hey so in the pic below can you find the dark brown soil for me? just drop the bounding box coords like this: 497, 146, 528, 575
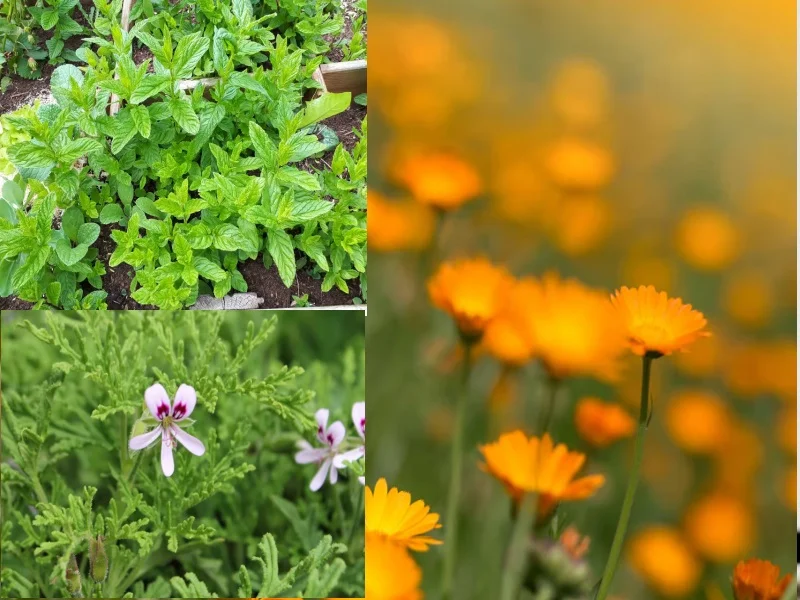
0, 296, 34, 309
240, 256, 360, 307
93, 224, 156, 310
300, 103, 366, 173
0, 63, 56, 114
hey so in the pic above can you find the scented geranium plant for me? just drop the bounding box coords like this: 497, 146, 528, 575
0, 311, 365, 598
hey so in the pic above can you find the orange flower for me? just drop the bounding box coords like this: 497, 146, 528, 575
524, 274, 627, 382
683, 491, 755, 563
366, 478, 442, 551
611, 285, 710, 357
392, 151, 481, 210
482, 278, 537, 366
428, 258, 514, 338
560, 526, 590, 559
479, 431, 605, 517
732, 559, 791, 600
545, 138, 615, 191
675, 206, 741, 271
368, 190, 435, 252
366, 533, 422, 600
574, 398, 636, 448
665, 389, 731, 454
628, 526, 701, 597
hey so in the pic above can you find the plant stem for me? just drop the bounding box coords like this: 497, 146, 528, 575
780, 579, 797, 600
126, 451, 143, 486
440, 340, 474, 600
537, 377, 559, 435
595, 355, 653, 600
499, 493, 537, 600
119, 414, 128, 475
29, 472, 48, 505
346, 484, 365, 557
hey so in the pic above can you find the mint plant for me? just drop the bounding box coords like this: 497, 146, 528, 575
1, 0, 367, 308
0, 311, 365, 598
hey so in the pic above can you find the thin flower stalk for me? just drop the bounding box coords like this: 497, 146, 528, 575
500, 492, 538, 600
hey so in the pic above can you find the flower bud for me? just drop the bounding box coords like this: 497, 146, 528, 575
65, 554, 82, 597
88, 536, 108, 583
524, 537, 593, 600
27, 57, 37, 71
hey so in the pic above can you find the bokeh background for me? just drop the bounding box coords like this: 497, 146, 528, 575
366, 1, 796, 598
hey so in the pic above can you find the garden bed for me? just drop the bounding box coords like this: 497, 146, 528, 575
0, 0, 368, 310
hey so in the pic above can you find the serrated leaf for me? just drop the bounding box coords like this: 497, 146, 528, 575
12, 246, 50, 289
297, 92, 351, 129
267, 229, 295, 288
192, 256, 227, 282
61, 206, 84, 242
55, 239, 88, 266
7, 143, 57, 171
40, 8, 59, 30
249, 121, 277, 170
130, 74, 170, 104
212, 223, 242, 252
169, 96, 200, 135
276, 167, 320, 192
172, 32, 210, 79
77, 223, 100, 246
57, 138, 104, 163
291, 199, 333, 222
130, 105, 151, 138
228, 71, 266, 95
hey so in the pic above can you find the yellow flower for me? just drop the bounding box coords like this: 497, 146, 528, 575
482, 278, 537, 366
548, 58, 610, 129
611, 285, 710, 357
479, 431, 605, 517
665, 389, 731, 454
732, 559, 791, 600
551, 195, 612, 257
574, 397, 636, 448
368, 190, 435, 252
366, 533, 422, 600
683, 491, 754, 563
365, 478, 442, 551
524, 273, 627, 382
675, 206, 741, 271
428, 258, 514, 338
392, 151, 481, 210
628, 526, 701, 598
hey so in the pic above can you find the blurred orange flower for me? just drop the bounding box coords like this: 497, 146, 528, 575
683, 491, 755, 563
611, 285, 709, 357
524, 273, 627, 382
665, 389, 731, 454
368, 190, 436, 252
482, 278, 537, 366
545, 138, 615, 191
628, 526, 701, 598
391, 151, 482, 210
551, 195, 613, 256
428, 258, 514, 338
675, 206, 741, 271
560, 526, 590, 559
574, 397, 636, 448
479, 430, 605, 517
731, 559, 791, 600
721, 270, 774, 329
366, 478, 442, 552
548, 58, 610, 129
672, 327, 721, 378
366, 533, 422, 600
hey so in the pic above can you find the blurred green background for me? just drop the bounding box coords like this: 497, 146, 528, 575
367, 1, 795, 598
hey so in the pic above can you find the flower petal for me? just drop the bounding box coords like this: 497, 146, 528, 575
310, 458, 332, 491
161, 437, 174, 477
145, 383, 171, 421
325, 421, 346, 448
329, 463, 339, 485
171, 425, 205, 456
333, 447, 365, 469
295, 443, 328, 465
358, 476, 365, 485
129, 426, 162, 451
352, 401, 366, 439
172, 384, 197, 421
315, 408, 330, 444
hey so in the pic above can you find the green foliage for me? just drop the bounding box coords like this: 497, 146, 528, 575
1, 0, 366, 308
1, 311, 365, 598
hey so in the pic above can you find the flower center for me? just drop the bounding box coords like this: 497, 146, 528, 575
162, 415, 174, 429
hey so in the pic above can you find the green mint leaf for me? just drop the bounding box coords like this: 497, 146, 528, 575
172, 32, 210, 79
192, 256, 227, 282
130, 105, 151, 139
99, 204, 124, 224
130, 74, 171, 104
267, 229, 296, 288
297, 92, 351, 129
170, 96, 200, 135
61, 205, 84, 242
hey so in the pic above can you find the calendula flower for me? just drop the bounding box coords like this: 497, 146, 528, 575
574, 398, 636, 448
369, 190, 435, 252
392, 151, 481, 210
295, 409, 347, 492
611, 285, 710, 357
731, 559, 791, 600
628, 526, 701, 598
366, 533, 422, 600
482, 278, 537, 366
366, 478, 442, 551
129, 383, 206, 477
428, 258, 514, 338
479, 431, 605, 517
683, 491, 754, 563
334, 401, 366, 485
525, 273, 627, 382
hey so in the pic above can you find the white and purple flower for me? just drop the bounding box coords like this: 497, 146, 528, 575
294, 408, 349, 491
129, 383, 206, 477
334, 401, 365, 485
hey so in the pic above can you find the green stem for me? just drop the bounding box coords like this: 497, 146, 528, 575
499, 493, 538, 600
126, 450, 143, 485
119, 414, 128, 475
440, 340, 474, 600
595, 355, 653, 600
346, 484, 365, 557
29, 472, 48, 505
536, 377, 559, 435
